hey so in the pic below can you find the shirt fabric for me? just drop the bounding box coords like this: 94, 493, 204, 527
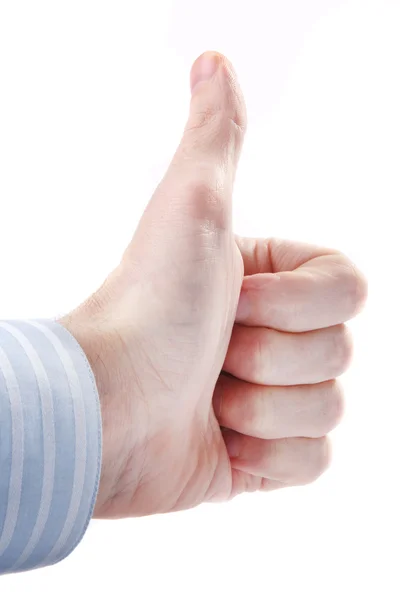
0, 319, 102, 576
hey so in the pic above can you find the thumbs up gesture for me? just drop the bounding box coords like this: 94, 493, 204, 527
60, 52, 367, 518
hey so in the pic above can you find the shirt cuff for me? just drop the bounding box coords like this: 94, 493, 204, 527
0, 319, 102, 575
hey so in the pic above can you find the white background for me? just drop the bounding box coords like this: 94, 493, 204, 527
1, 0, 399, 597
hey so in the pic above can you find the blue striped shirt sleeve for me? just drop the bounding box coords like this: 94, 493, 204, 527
0, 319, 102, 575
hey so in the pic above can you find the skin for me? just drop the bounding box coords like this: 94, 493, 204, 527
59, 51, 368, 519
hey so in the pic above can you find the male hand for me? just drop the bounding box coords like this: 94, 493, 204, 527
60, 52, 367, 518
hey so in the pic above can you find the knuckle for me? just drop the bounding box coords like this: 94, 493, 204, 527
186, 105, 221, 134
187, 178, 222, 206
186, 105, 230, 136
314, 380, 346, 436
332, 324, 354, 375
327, 380, 346, 430
183, 179, 228, 229
349, 265, 368, 315
339, 255, 368, 316
303, 437, 332, 484
185, 102, 245, 149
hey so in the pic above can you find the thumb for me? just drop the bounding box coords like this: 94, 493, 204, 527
144, 51, 247, 232
90, 54, 247, 327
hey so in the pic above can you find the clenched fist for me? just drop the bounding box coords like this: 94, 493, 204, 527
60, 51, 367, 519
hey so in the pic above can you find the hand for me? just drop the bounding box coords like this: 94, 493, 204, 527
60, 51, 367, 518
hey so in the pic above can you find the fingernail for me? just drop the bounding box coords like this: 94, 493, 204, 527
224, 432, 241, 458
236, 291, 250, 321
190, 52, 220, 94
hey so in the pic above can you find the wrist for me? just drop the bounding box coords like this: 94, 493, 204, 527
58, 311, 131, 518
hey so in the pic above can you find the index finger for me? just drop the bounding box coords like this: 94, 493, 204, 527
235, 237, 368, 332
